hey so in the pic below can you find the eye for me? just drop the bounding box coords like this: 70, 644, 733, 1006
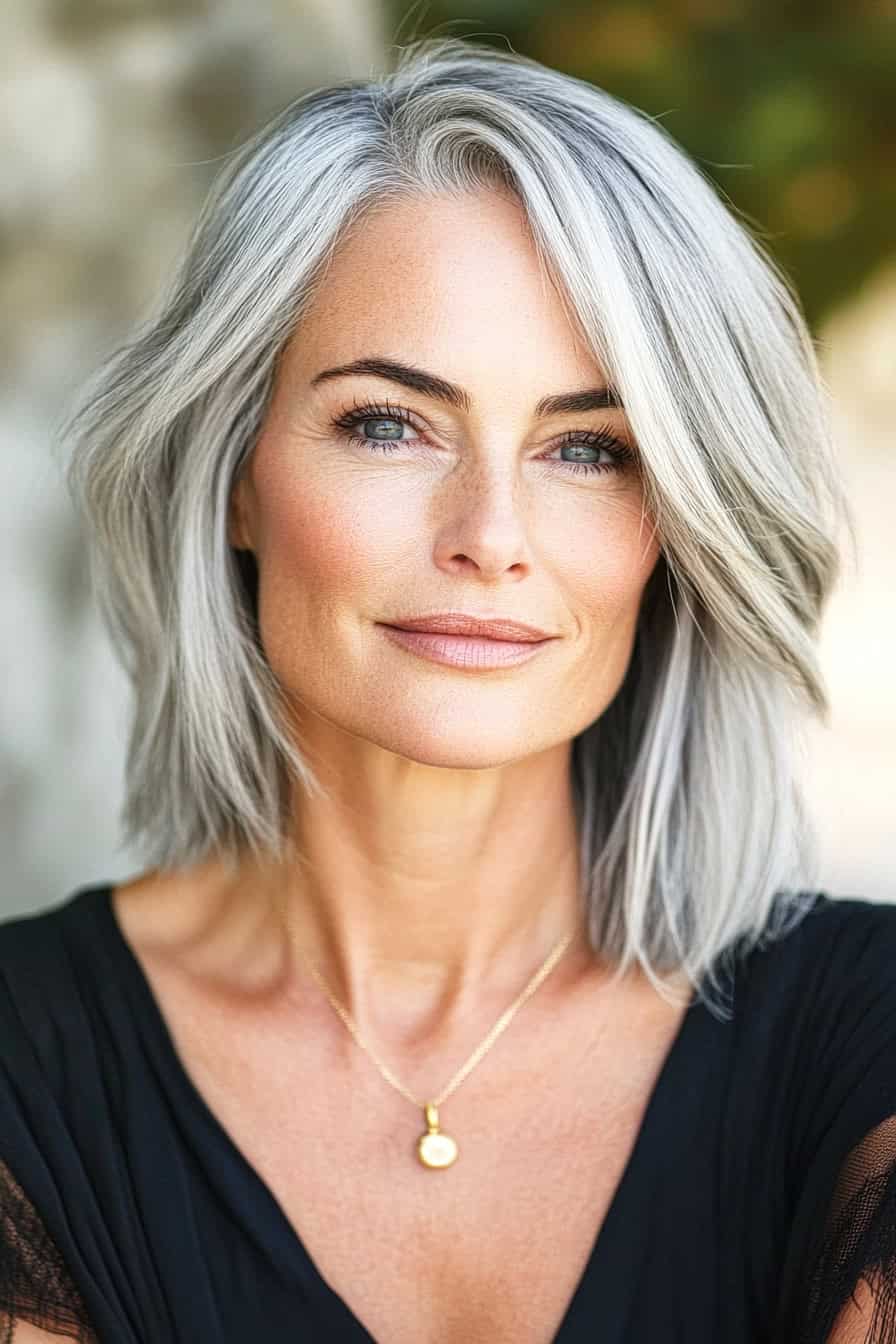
329, 399, 635, 476
547, 427, 635, 475
330, 399, 423, 453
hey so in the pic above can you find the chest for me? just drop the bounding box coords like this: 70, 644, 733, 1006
136, 958, 688, 1344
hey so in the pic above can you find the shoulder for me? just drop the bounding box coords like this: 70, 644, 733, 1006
0, 884, 128, 1088
755, 894, 896, 1169
0, 891, 81, 992
785, 893, 896, 1031
0, 870, 194, 1022
735, 891, 896, 1013
804, 893, 896, 1006
0, 881, 122, 967
0, 861, 215, 976
763, 899, 896, 1338
809, 895, 896, 1110
715, 894, 896, 1174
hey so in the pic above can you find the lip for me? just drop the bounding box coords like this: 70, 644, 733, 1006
379, 624, 552, 670
382, 613, 554, 642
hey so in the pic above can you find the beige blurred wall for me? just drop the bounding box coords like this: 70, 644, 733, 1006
1, 5, 893, 917
1, 0, 388, 917
805, 267, 896, 903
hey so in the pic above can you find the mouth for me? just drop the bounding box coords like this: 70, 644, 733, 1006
383, 613, 554, 642
377, 623, 553, 671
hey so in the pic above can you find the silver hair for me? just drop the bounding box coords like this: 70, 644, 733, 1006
62, 36, 852, 1019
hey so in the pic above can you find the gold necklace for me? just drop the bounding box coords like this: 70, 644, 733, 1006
298, 925, 577, 1169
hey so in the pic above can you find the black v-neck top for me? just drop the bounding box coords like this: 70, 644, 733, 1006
0, 883, 895, 1343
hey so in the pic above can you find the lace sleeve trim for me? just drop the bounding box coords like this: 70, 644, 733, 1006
798, 1114, 896, 1343
0, 1158, 97, 1343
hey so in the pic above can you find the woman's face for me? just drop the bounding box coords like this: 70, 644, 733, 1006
229, 188, 661, 770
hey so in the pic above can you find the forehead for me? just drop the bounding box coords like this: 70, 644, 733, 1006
285, 188, 606, 395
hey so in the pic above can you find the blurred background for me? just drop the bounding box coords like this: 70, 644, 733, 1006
2, 0, 893, 918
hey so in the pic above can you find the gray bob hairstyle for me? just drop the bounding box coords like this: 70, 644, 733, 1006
64, 36, 851, 1018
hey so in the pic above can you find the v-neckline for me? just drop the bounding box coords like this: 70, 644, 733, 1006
79, 881, 708, 1342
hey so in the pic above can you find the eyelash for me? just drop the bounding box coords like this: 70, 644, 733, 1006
329, 399, 634, 476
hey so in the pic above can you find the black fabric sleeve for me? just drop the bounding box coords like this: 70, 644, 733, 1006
0, 1157, 98, 1343
773, 898, 896, 1344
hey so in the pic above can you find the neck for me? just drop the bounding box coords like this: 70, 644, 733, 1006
232, 737, 595, 1051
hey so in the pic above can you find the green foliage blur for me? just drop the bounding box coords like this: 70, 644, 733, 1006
385, 0, 896, 329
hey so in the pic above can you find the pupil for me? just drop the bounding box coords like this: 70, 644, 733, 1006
564, 444, 597, 461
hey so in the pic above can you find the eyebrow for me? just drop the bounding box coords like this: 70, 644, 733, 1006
309, 356, 625, 416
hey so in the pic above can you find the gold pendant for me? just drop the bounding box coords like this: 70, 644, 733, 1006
416, 1102, 458, 1169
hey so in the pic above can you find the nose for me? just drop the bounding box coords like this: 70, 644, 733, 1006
431, 460, 534, 580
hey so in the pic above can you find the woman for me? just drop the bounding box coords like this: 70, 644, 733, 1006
0, 34, 893, 1344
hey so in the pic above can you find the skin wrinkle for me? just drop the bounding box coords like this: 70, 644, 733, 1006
225, 187, 662, 1055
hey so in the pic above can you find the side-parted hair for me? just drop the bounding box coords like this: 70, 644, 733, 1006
62, 36, 852, 1019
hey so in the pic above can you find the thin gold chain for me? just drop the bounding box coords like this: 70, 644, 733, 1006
298, 926, 577, 1110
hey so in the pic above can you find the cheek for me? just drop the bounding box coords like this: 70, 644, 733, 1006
555, 495, 660, 629
250, 461, 409, 629
550, 498, 661, 728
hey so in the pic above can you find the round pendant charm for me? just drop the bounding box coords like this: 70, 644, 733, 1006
417, 1102, 458, 1169
417, 1128, 458, 1168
